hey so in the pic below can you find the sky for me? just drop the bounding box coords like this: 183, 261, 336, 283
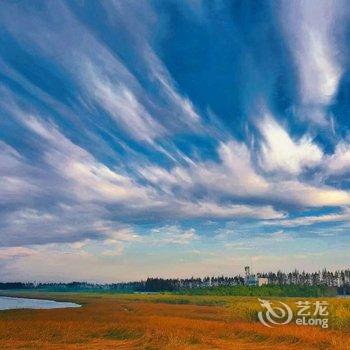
1, 0, 350, 282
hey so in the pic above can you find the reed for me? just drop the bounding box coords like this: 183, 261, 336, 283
0, 292, 349, 349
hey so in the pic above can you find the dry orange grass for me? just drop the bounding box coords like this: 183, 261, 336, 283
0, 292, 349, 349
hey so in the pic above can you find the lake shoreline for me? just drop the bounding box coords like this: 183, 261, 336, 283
0, 295, 81, 310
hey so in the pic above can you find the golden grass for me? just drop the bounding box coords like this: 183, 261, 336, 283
0, 292, 349, 349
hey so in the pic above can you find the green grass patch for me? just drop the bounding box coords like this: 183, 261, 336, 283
104, 328, 142, 340
173, 285, 337, 297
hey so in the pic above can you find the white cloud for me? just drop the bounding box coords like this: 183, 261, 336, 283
139, 136, 350, 208
269, 208, 350, 227
149, 225, 198, 245
282, 0, 345, 116
2, 114, 293, 249
217, 140, 269, 193
0, 0, 203, 146
2, 0, 350, 257
145, 48, 201, 125
139, 139, 269, 198
24, 116, 154, 204
176, 201, 285, 220
0, 141, 40, 202
0, 205, 111, 246
258, 115, 323, 174
272, 180, 350, 207
84, 62, 166, 144
1, 0, 350, 282
325, 142, 350, 175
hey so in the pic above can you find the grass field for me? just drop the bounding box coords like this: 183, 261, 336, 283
0, 291, 350, 349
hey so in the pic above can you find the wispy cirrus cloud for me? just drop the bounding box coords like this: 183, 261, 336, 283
0, 142, 40, 202
1, 0, 350, 280
281, 0, 347, 125
138, 135, 350, 209
267, 207, 350, 228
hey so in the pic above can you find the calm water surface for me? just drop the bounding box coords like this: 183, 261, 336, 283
0, 296, 81, 310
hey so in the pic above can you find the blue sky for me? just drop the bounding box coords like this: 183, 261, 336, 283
1, 0, 350, 282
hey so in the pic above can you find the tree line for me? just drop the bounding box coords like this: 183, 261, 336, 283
1, 269, 349, 294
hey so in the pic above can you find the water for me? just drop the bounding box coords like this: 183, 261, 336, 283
0, 296, 81, 310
